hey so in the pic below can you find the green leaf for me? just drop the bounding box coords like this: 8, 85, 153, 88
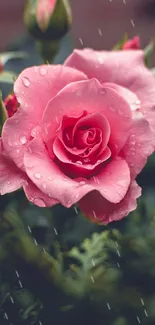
0, 90, 7, 126
0, 71, 16, 84
144, 41, 154, 67
0, 51, 28, 65
113, 33, 128, 50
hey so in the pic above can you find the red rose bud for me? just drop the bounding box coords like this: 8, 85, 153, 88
0, 60, 3, 73
122, 36, 141, 50
24, 0, 72, 41
36, 0, 57, 31
4, 94, 18, 118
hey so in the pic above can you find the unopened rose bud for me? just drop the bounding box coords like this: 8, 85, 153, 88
24, 0, 72, 41
0, 60, 3, 73
4, 94, 19, 118
122, 36, 141, 50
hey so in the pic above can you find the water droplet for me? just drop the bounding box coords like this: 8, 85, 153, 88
135, 99, 141, 105
84, 158, 90, 163
79, 181, 86, 185
8, 139, 12, 146
75, 193, 80, 199
76, 161, 82, 165
16, 149, 20, 153
22, 77, 30, 88
20, 136, 27, 144
131, 141, 135, 145
42, 183, 47, 189
34, 173, 41, 179
76, 90, 81, 97
100, 88, 106, 95
14, 119, 19, 124
7, 181, 11, 185
118, 108, 124, 115
98, 56, 104, 64
34, 66, 38, 72
48, 176, 53, 181
109, 106, 116, 112
48, 193, 52, 198
97, 160, 102, 164
40, 67, 47, 76
33, 198, 46, 207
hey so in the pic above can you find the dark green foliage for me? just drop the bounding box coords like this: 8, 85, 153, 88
0, 191, 155, 325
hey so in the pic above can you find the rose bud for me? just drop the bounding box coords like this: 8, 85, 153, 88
122, 36, 141, 50
24, 0, 72, 41
4, 94, 19, 118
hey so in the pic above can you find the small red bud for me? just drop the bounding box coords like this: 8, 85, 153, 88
122, 36, 141, 50
4, 94, 19, 118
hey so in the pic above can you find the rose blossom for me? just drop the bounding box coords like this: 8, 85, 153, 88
0, 49, 155, 224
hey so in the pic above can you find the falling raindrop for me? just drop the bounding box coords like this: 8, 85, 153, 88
136, 316, 141, 323
92, 210, 97, 219
131, 19, 135, 27
18, 280, 23, 288
107, 302, 111, 310
54, 227, 58, 235
28, 225, 32, 233
74, 206, 78, 214
4, 313, 8, 320
90, 276, 95, 283
79, 38, 83, 45
20, 136, 27, 144
92, 259, 95, 267
144, 309, 148, 317
10, 296, 14, 304
22, 77, 30, 87
34, 238, 38, 246
98, 28, 102, 36
15, 269, 20, 278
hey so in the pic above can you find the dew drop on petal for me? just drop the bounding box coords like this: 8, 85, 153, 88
135, 99, 141, 105
33, 198, 46, 207
34, 172, 41, 179
97, 160, 102, 164
48, 176, 53, 181
8, 139, 12, 146
40, 67, 47, 76
16, 149, 20, 154
42, 183, 47, 189
76, 161, 83, 165
79, 181, 86, 185
20, 136, 27, 144
75, 193, 80, 200
7, 181, 11, 185
100, 88, 106, 95
22, 77, 30, 88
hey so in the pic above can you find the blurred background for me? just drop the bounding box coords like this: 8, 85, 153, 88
0, 0, 155, 59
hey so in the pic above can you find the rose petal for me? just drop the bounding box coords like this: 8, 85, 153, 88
24, 138, 129, 205
72, 112, 110, 150
65, 49, 155, 150
42, 79, 132, 153
53, 137, 111, 177
23, 181, 58, 207
0, 139, 25, 194
79, 181, 141, 224
120, 117, 152, 178
2, 65, 87, 169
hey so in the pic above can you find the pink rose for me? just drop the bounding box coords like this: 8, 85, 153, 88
122, 36, 141, 50
1, 49, 155, 224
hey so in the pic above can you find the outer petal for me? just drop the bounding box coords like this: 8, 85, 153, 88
24, 138, 130, 206
42, 79, 132, 154
0, 139, 25, 194
65, 49, 155, 149
79, 181, 141, 224
2, 65, 87, 169
120, 118, 152, 179
23, 181, 58, 207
